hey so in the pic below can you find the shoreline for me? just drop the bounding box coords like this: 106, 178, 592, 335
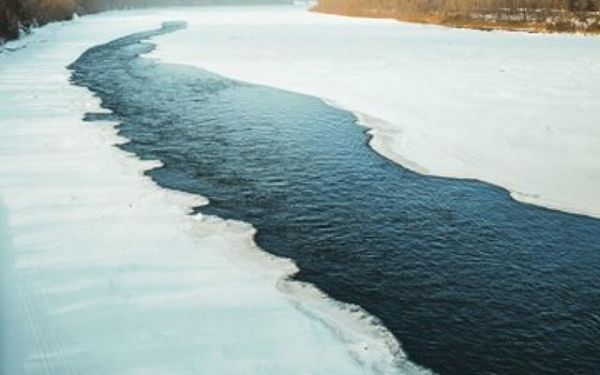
349, 110, 600, 220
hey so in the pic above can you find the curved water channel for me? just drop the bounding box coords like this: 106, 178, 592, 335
70, 24, 600, 374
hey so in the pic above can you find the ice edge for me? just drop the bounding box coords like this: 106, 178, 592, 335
74, 22, 433, 375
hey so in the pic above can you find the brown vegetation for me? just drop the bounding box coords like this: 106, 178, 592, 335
0, 0, 290, 43
1, 0, 99, 42
313, 0, 600, 33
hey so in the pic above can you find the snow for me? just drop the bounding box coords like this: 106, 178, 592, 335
146, 5, 600, 218
0, 10, 426, 374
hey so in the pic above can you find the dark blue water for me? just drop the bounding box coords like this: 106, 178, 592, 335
69, 24, 600, 374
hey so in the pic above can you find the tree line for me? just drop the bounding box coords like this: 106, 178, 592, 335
2, 0, 599, 42
314, 0, 600, 31
315, 0, 598, 14
1, 0, 290, 43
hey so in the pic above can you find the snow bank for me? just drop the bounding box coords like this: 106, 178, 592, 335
147, 5, 600, 218
0, 11, 426, 374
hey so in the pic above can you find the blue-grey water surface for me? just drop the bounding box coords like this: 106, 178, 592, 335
69, 24, 600, 374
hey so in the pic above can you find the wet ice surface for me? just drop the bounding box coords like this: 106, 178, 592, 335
71, 21, 600, 375
0, 14, 417, 375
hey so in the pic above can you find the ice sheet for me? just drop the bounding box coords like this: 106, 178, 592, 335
0, 10, 425, 374
146, 5, 600, 218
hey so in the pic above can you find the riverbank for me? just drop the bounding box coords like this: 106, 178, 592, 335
312, 3, 600, 34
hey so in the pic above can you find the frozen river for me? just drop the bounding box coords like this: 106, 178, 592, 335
72, 19, 600, 375
1, 5, 599, 375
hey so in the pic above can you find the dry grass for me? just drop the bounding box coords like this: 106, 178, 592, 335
312, 3, 600, 34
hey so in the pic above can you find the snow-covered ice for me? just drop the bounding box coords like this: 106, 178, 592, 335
146, 5, 600, 218
0, 10, 425, 374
